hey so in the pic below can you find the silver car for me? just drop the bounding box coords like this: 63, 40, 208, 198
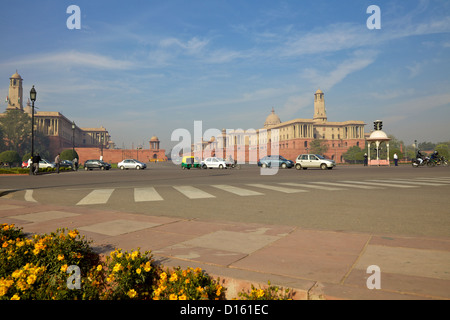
295, 154, 336, 170
118, 159, 147, 170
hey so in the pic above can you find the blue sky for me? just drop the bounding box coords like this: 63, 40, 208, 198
1, 0, 449, 150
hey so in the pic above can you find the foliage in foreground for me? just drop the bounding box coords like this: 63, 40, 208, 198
0, 223, 292, 300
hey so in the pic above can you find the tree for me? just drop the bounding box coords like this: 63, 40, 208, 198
309, 139, 328, 156
0, 150, 21, 168
0, 109, 31, 156
60, 149, 79, 161
343, 146, 365, 164
418, 141, 435, 151
435, 144, 449, 158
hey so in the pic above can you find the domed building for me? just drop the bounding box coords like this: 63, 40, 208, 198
264, 108, 281, 128
198, 89, 367, 163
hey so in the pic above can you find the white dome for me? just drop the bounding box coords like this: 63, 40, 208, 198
368, 130, 390, 140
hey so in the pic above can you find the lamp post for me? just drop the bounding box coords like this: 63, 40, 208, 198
72, 121, 75, 153
100, 135, 104, 160
29, 86, 36, 175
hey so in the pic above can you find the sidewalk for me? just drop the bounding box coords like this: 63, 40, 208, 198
0, 196, 449, 300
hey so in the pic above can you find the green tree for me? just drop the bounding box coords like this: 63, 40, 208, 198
309, 139, 328, 155
435, 144, 449, 158
343, 146, 365, 164
0, 109, 31, 156
60, 149, 79, 161
418, 141, 435, 151
0, 150, 21, 167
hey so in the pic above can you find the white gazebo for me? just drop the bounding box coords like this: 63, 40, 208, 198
366, 120, 391, 166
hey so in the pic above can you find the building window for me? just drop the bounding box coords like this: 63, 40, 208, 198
304, 141, 308, 148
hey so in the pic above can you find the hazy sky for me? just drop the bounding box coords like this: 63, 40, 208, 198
1, 0, 449, 150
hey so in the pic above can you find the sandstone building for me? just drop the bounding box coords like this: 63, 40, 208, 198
2, 71, 113, 157
194, 89, 366, 163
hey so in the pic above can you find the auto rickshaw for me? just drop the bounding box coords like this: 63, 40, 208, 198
181, 156, 201, 169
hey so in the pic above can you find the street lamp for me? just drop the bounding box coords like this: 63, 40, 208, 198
29, 86, 36, 175
100, 135, 104, 160
72, 121, 75, 153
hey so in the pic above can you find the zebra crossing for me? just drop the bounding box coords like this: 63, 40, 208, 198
23, 177, 450, 205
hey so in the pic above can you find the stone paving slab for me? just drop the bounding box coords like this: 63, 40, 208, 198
1, 197, 449, 300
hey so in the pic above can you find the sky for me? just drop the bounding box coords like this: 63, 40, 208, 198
1, 0, 449, 151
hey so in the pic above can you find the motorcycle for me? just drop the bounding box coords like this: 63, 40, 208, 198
436, 156, 448, 167
411, 156, 430, 168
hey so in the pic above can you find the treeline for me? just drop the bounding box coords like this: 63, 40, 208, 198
342, 135, 450, 163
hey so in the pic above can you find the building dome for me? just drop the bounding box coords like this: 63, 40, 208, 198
10, 71, 22, 79
264, 108, 281, 128
315, 89, 323, 94
368, 130, 389, 141
150, 136, 159, 141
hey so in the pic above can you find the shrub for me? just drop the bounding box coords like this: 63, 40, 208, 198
60, 149, 79, 161
152, 266, 226, 300
0, 150, 21, 167
0, 224, 293, 300
238, 281, 293, 300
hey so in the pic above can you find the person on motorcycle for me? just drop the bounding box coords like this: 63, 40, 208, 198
416, 150, 424, 165
430, 150, 439, 163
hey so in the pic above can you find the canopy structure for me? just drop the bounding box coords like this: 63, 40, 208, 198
366, 120, 391, 166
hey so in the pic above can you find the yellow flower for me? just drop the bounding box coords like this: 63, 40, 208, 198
11, 294, 20, 300
256, 289, 265, 298
169, 273, 178, 282
16, 240, 25, 247
131, 251, 139, 260
60, 264, 68, 273
2, 242, 8, 248
179, 294, 187, 300
96, 265, 103, 272
27, 274, 37, 285
160, 272, 167, 281
57, 254, 64, 261
136, 268, 141, 275
113, 263, 123, 273
144, 262, 151, 272
169, 294, 178, 300
216, 285, 222, 296
68, 230, 79, 238
127, 289, 137, 298
185, 279, 190, 284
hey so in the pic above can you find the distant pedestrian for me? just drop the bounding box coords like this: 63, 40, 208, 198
364, 153, 368, 166
393, 153, 398, 166
73, 157, 78, 171
32, 153, 41, 175
55, 153, 61, 173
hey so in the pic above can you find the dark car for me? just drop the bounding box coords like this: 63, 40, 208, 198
257, 155, 294, 168
83, 160, 111, 171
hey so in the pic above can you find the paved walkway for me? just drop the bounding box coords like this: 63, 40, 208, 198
0, 196, 449, 300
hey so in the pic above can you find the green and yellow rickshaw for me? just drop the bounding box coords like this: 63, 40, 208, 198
181, 156, 201, 169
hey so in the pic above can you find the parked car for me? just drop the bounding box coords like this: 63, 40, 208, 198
118, 159, 147, 170
38, 159, 56, 169
201, 157, 228, 169
295, 154, 336, 170
257, 155, 294, 168
22, 160, 30, 168
59, 160, 73, 168
181, 156, 201, 169
83, 159, 111, 171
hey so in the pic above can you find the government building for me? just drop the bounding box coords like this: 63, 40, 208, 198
193, 89, 366, 163
2, 71, 113, 158
2, 71, 167, 163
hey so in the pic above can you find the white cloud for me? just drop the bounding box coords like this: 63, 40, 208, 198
1, 51, 135, 70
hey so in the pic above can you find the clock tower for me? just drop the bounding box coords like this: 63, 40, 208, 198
7, 71, 23, 111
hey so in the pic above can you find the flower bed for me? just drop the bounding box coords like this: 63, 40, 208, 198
0, 223, 293, 300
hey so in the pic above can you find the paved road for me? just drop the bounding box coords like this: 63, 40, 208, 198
2, 164, 449, 237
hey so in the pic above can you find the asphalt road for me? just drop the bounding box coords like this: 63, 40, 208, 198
1, 163, 449, 237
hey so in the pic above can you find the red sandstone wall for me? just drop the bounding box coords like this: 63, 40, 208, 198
74, 148, 167, 164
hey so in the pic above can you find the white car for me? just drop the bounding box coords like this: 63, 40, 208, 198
118, 159, 147, 170
295, 154, 336, 170
201, 157, 228, 169
39, 159, 56, 168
